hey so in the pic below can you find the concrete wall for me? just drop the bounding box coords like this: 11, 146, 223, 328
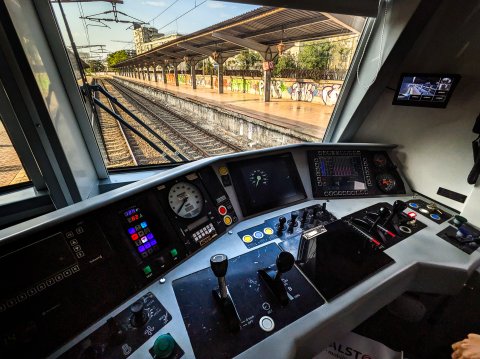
114, 77, 320, 149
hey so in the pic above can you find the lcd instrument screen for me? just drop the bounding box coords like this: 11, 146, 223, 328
228, 153, 306, 217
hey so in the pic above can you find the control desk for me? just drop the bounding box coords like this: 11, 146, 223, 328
0, 143, 479, 359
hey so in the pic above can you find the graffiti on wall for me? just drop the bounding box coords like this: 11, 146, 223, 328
162, 74, 342, 106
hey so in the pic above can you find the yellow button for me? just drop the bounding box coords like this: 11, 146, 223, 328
242, 235, 253, 243
263, 227, 274, 235
219, 166, 229, 176
223, 215, 232, 226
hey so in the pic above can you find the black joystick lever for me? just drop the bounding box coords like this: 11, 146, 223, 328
277, 216, 287, 236
385, 200, 407, 226
287, 211, 299, 233
130, 299, 148, 327
210, 254, 241, 332
258, 251, 295, 306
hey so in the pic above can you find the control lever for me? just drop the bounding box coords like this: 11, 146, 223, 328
384, 200, 407, 227
300, 210, 308, 228
258, 252, 295, 306
130, 299, 148, 327
369, 207, 390, 233
277, 216, 287, 236
287, 211, 299, 233
210, 254, 241, 332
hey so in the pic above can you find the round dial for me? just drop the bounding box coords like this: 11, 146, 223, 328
168, 182, 203, 219
376, 173, 397, 193
249, 169, 269, 188
373, 153, 387, 168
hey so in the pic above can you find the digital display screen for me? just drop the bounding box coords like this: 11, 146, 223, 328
316, 155, 366, 191
0, 233, 77, 298
228, 153, 306, 217
392, 73, 460, 108
122, 207, 159, 258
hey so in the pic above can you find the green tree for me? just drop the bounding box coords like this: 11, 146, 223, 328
298, 42, 336, 70
273, 52, 297, 76
87, 60, 105, 73
106, 50, 130, 70
235, 50, 261, 70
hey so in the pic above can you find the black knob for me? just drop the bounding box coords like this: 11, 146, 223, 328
210, 254, 228, 278
130, 300, 148, 327
278, 216, 287, 229
301, 210, 308, 221
378, 207, 390, 219
276, 252, 295, 274
392, 200, 407, 214
291, 211, 299, 222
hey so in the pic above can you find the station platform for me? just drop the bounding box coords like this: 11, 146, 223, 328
114, 75, 333, 140
0, 122, 28, 187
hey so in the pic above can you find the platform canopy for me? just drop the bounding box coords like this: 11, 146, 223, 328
115, 6, 364, 68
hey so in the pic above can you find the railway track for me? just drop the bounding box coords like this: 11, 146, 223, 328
105, 78, 243, 158
93, 79, 137, 168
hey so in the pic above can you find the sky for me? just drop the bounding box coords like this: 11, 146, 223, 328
52, 0, 259, 59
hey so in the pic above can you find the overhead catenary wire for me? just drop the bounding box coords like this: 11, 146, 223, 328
157, 0, 208, 32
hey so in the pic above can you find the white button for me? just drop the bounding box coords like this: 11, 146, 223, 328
259, 316, 275, 332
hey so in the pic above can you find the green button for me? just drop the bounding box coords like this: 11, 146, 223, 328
153, 333, 175, 358
143, 265, 152, 275
170, 248, 178, 257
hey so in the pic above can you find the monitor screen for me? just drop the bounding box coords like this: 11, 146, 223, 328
228, 153, 306, 217
392, 73, 460, 108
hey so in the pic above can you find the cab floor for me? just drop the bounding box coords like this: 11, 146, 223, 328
354, 271, 480, 359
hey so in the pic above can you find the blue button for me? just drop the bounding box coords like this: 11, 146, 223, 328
253, 231, 264, 239
141, 221, 148, 228
409, 202, 419, 208
430, 214, 441, 221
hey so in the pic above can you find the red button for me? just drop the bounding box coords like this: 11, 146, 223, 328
131, 233, 139, 241
218, 206, 227, 216
407, 212, 417, 219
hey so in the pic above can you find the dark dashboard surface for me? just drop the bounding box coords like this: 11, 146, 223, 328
0, 144, 412, 358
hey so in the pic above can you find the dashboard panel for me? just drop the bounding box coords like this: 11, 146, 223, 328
0, 144, 477, 359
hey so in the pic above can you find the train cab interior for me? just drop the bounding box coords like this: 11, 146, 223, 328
0, 0, 479, 358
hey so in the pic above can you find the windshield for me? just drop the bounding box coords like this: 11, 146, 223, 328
52, 1, 366, 169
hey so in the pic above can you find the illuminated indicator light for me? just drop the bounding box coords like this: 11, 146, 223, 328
253, 231, 264, 239
430, 214, 441, 221
143, 266, 152, 275
128, 228, 136, 235
223, 215, 232, 225
138, 245, 146, 253
141, 222, 147, 228
218, 206, 227, 216
407, 212, 417, 219
141, 236, 148, 243
144, 242, 151, 249
131, 233, 139, 241
409, 203, 419, 208
170, 248, 178, 257
242, 235, 253, 243
147, 233, 154, 240
150, 239, 157, 246
263, 227, 274, 235
218, 166, 229, 176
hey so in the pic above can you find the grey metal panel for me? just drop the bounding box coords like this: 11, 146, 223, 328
0, 143, 396, 244
48, 195, 480, 359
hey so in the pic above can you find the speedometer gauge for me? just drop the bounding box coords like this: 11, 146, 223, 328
248, 169, 269, 188
376, 173, 397, 193
168, 182, 204, 219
